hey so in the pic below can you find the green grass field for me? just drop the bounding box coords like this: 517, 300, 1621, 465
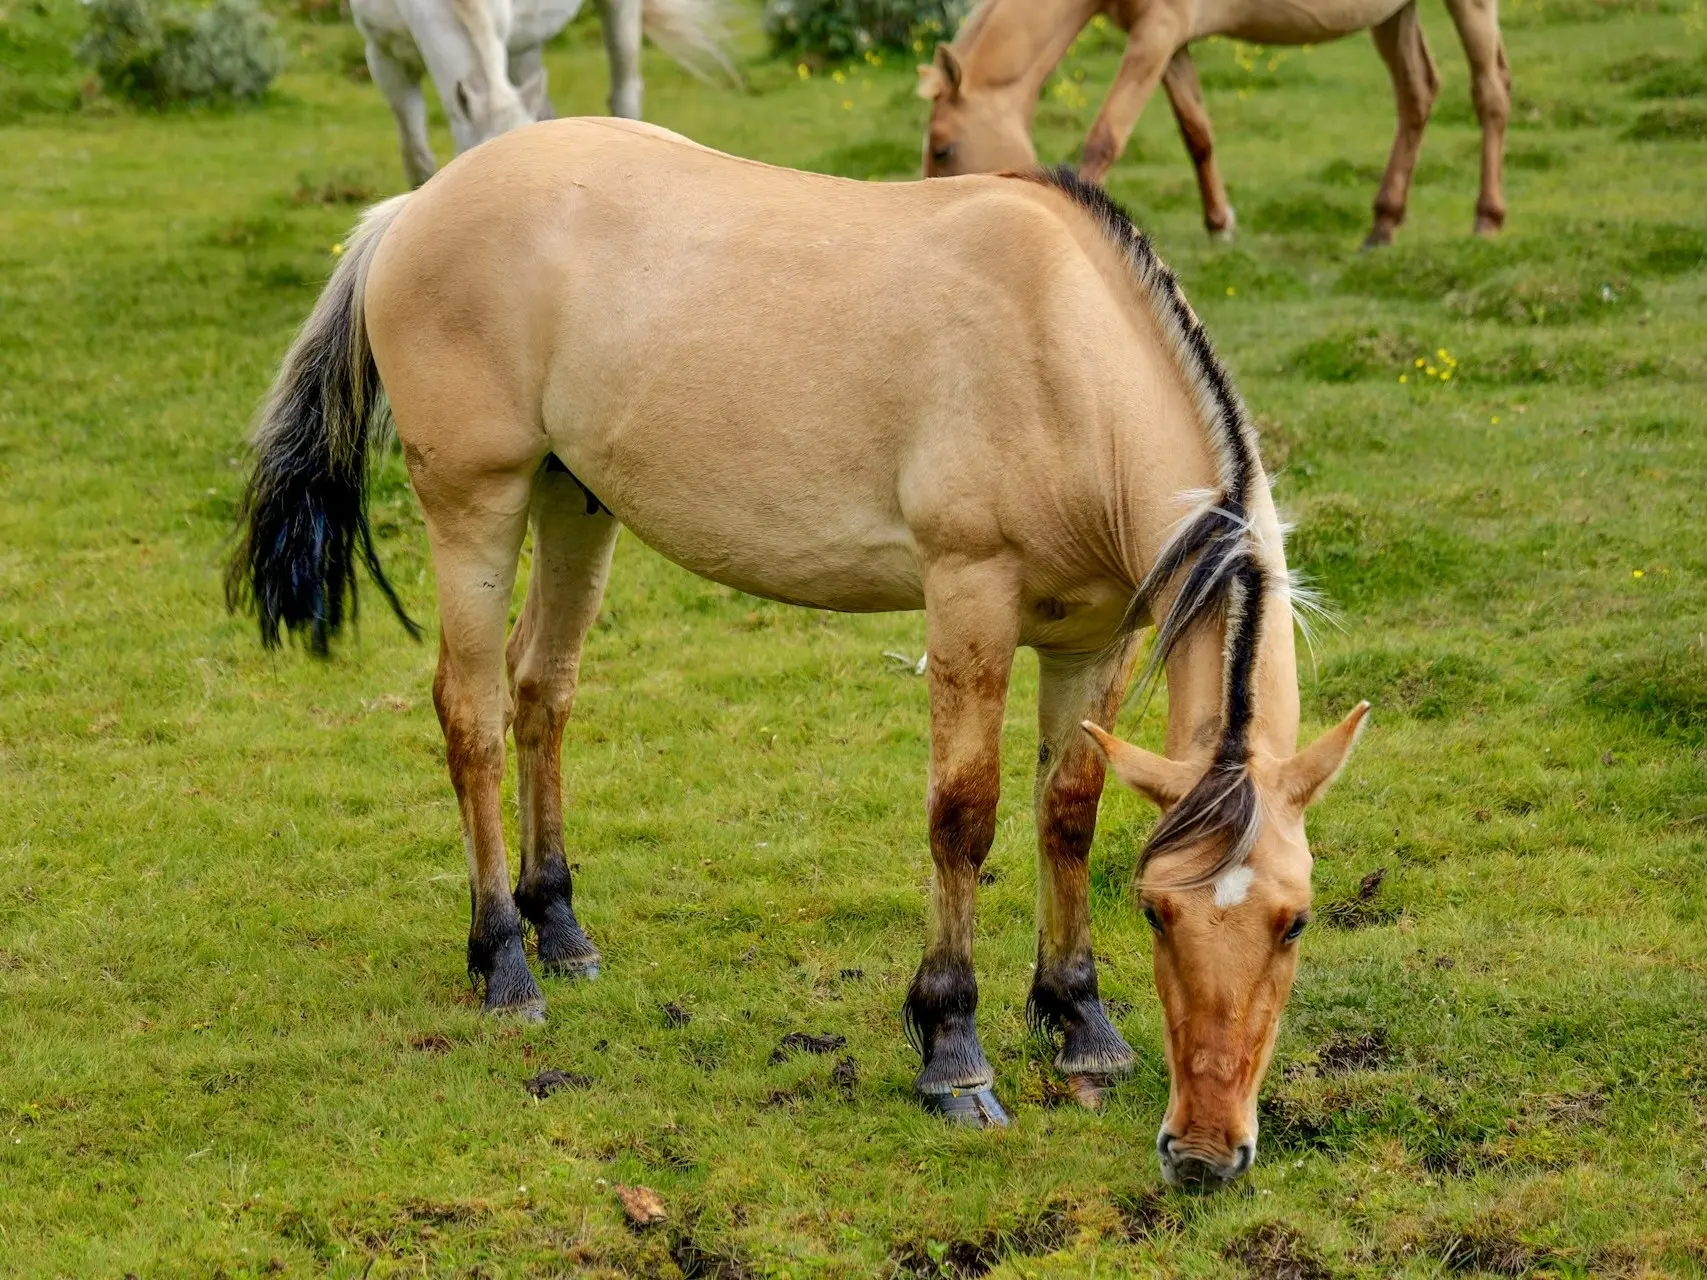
3, 0, 1707, 1274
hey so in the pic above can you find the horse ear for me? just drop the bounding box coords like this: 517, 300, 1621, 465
1276, 702, 1371, 809
935, 42, 963, 95
916, 62, 945, 100
1081, 722, 1197, 810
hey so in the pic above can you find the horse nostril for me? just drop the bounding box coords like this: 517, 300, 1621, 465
1231, 1140, 1256, 1177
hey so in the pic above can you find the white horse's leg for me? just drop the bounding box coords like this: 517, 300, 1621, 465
366, 40, 437, 187
509, 45, 554, 119
595, 0, 643, 118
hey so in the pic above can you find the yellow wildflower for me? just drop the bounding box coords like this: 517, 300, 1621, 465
832, 69, 845, 83
797, 63, 810, 79
1225, 286, 1236, 296
1633, 569, 1645, 578
330, 242, 344, 257
1399, 374, 1408, 383
1491, 415, 1501, 424
1415, 358, 1425, 367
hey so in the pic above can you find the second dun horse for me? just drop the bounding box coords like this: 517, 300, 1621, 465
919, 0, 1511, 246
228, 119, 1368, 1185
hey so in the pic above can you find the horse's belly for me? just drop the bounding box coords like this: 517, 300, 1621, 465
555, 430, 927, 614
601, 486, 926, 614
1205, 0, 1403, 43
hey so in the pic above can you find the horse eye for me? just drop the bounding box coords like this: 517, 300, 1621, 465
931, 141, 955, 164
1283, 914, 1309, 943
1143, 904, 1164, 933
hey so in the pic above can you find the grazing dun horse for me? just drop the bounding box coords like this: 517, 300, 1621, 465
919, 0, 1511, 245
227, 120, 1368, 1180
352, 0, 731, 187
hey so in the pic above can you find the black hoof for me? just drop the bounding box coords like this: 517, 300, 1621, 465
541, 955, 599, 981
920, 1087, 1010, 1128
484, 996, 546, 1023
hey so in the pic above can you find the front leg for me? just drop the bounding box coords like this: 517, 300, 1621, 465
1029, 645, 1140, 1107
364, 40, 436, 189
595, 0, 643, 119
1081, 19, 1184, 184
904, 558, 1020, 1126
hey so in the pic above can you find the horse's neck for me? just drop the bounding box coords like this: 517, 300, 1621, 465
960, 0, 1105, 92
1158, 514, 1302, 764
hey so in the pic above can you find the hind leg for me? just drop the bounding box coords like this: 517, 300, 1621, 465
414, 458, 541, 1016
507, 463, 617, 978
1160, 48, 1236, 240
1365, 1, 1439, 248
1028, 643, 1140, 1108
1442, 0, 1511, 235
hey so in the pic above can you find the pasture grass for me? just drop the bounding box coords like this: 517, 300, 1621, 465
3, 0, 1707, 1274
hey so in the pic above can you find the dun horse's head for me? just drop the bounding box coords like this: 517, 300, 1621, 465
917, 43, 1037, 177
1083, 704, 1370, 1187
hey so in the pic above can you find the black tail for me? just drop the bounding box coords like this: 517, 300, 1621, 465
225, 195, 421, 655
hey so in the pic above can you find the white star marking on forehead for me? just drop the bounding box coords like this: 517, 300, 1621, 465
1212, 866, 1255, 909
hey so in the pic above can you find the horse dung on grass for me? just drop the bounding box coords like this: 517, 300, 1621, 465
920, 0, 1511, 245
227, 119, 1368, 1184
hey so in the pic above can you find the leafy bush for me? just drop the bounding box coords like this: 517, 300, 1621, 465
77, 0, 283, 108
763, 0, 969, 61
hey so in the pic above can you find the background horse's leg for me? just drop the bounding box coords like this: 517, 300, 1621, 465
1441, 0, 1511, 234
1028, 644, 1141, 1109
1365, 1, 1440, 248
904, 560, 1020, 1126
365, 41, 437, 188
509, 45, 554, 120
1160, 48, 1236, 240
1080, 17, 1183, 183
416, 461, 542, 1016
595, 0, 644, 118
506, 464, 617, 979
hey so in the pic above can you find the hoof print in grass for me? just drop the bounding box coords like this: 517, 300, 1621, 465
615, 1183, 667, 1230
525, 1068, 592, 1099
409, 1032, 453, 1054
770, 1031, 847, 1063
1223, 1221, 1333, 1280
832, 1055, 857, 1099
662, 1002, 692, 1028
1317, 1028, 1392, 1076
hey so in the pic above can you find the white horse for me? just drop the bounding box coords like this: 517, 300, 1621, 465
352, 0, 733, 187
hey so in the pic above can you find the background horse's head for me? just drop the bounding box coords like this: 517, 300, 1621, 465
1085, 703, 1369, 1186
916, 43, 1036, 177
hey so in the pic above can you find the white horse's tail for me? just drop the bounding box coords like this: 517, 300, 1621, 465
642, 0, 740, 85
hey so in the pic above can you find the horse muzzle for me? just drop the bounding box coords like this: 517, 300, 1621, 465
1156, 1127, 1256, 1187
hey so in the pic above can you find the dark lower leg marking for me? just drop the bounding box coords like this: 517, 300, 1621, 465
468, 895, 543, 1019
514, 855, 599, 978
1031, 750, 1134, 1089
907, 771, 1003, 1120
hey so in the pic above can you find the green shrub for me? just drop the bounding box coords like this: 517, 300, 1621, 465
76, 0, 283, 109
763, 0, 969, 61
